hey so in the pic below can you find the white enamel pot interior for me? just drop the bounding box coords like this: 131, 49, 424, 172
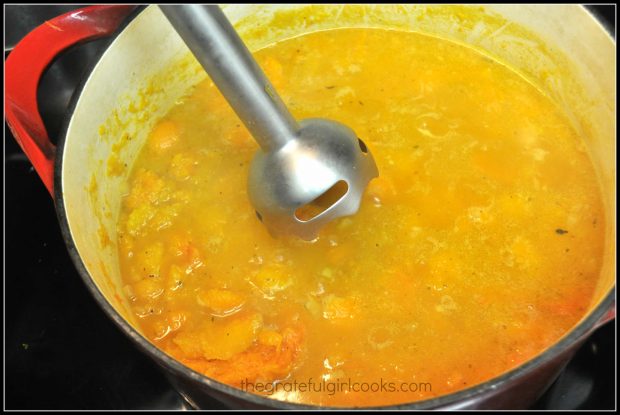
55, 4, 615, 409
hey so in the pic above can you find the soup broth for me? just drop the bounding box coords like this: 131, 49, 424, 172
116, 28, 605, 406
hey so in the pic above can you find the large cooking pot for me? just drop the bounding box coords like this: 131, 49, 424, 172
6, 4, 615, 409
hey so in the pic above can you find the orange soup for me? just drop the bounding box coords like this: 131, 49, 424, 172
116, 28, 605, 406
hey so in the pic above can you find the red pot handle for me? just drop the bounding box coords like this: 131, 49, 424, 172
5, 5, 136, 196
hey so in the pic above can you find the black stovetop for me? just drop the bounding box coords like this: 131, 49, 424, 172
5, 5, 616, 410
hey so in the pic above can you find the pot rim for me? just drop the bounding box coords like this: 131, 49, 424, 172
53, 5, 616, 410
